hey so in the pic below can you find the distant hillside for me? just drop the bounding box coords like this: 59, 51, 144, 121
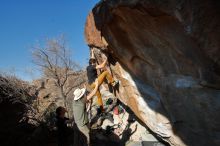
32, 70, 87, 114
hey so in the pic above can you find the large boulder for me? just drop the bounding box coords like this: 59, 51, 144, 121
85, 0, 220, 146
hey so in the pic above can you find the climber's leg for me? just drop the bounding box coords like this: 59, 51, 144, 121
90, 70, 118, 112
89, 83, 104, 112
97, 70, 114, 84
95, 89, 104, 112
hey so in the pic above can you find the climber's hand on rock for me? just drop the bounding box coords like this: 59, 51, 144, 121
91, 47, 94, 52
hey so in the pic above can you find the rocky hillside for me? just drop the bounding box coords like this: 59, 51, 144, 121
0, 70, 87, 146
85, 0, 220, 146
0, 75, 44, 145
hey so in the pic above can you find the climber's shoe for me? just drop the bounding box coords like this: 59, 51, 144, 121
111, 80, 119, 87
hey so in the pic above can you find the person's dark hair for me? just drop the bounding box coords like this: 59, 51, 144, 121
56, 106, 65, 116
89, 58, 96, 65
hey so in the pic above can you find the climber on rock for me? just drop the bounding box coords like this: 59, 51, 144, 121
86, 47, 119, 113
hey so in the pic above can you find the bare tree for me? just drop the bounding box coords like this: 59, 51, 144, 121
31, 35, 81, 108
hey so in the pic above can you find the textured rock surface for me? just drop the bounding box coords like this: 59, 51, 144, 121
85, 0, 220, 146
0, 75, 49, 146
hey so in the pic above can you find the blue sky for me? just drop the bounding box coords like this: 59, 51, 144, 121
0, 0, 99, 81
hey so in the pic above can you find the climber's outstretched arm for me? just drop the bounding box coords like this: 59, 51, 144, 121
91, 47, 108, 69
96, 58, 107, 69
91, 47, 95, 59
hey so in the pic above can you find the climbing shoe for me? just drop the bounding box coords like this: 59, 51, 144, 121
97, 107, 104, 115
111, 80, 119, 87
106, 98, 113, 105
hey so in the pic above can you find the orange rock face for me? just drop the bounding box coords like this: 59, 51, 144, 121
85, 0, 220, 146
